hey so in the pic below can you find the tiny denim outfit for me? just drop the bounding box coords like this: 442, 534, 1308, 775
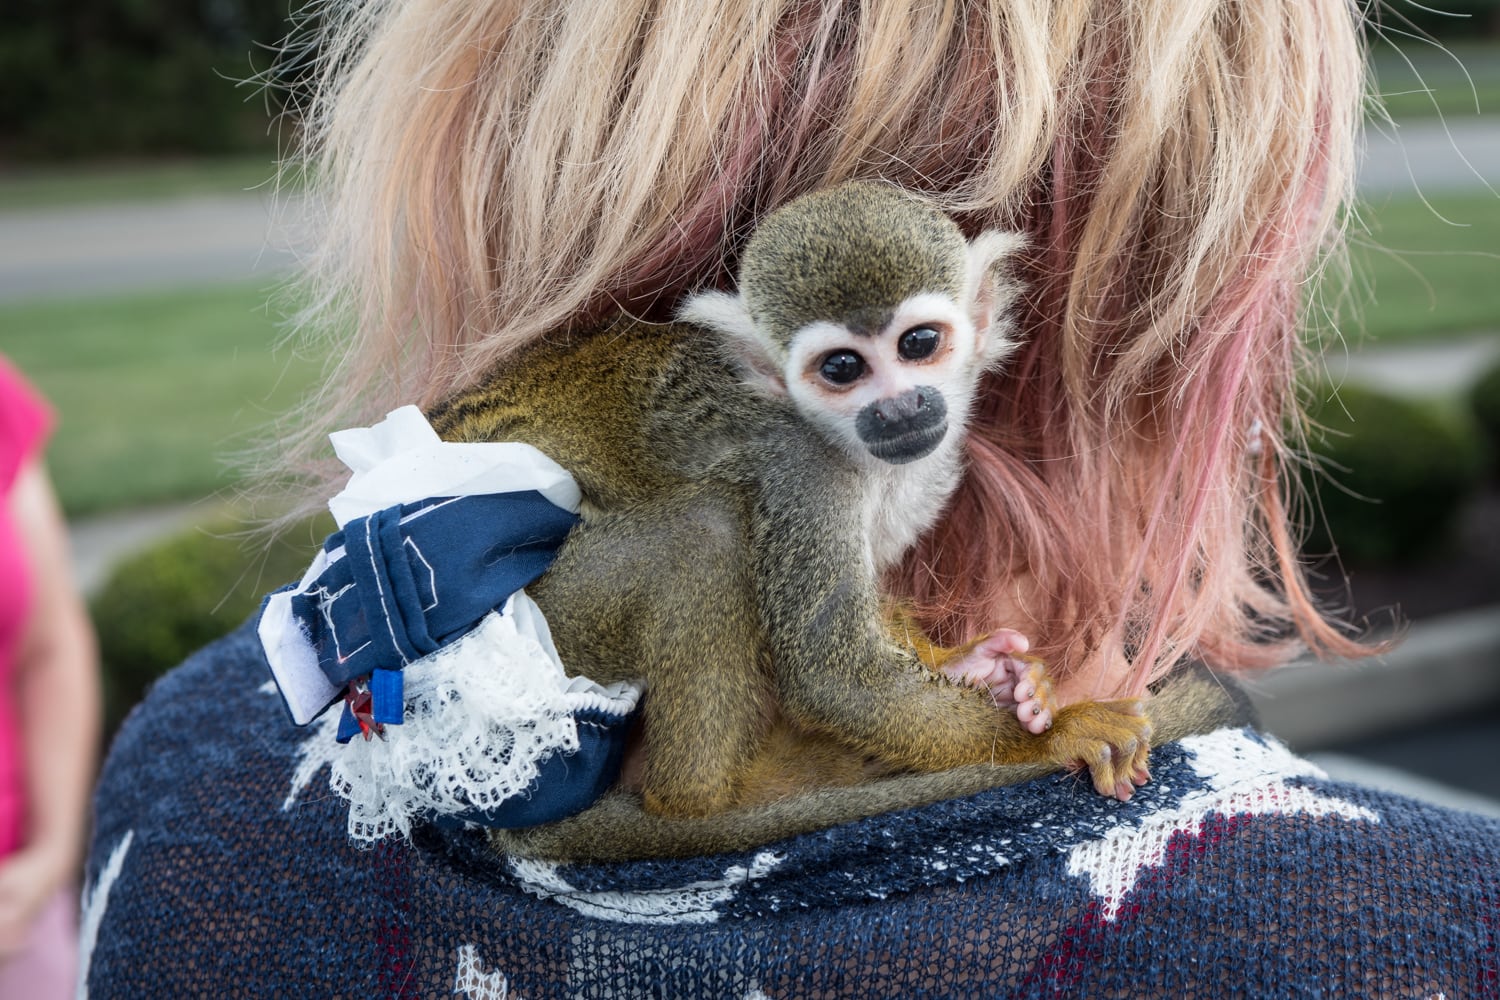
259, 406, 641, 843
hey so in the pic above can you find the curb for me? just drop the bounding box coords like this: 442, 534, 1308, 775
1307, 753, 1500, 820
1247, 604, 1500, 749
69, 500, 231, 596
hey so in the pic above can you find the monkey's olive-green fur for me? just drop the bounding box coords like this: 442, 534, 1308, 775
425, 181, 1196, 862
741, 181, 969, 346
487, 667, 1246, 863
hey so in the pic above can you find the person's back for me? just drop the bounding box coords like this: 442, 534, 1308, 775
83, 0, 1500, 993
85, 625, 1500, 996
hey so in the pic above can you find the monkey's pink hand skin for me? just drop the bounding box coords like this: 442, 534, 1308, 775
940, 631, 1055, 735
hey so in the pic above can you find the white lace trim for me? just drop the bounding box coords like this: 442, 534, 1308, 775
330, 596, 641, 844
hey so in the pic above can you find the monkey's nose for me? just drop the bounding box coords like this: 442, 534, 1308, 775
872, 388, 931, 423
855, 386, 949, 463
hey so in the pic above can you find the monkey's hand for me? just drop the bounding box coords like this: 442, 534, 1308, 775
1037, 700, 1152, 801
939, 632, 1055, 735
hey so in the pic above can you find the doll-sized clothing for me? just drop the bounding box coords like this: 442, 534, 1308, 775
258, 407, 640, 843
0, 357, 53, 859
84, 621, 1499, 998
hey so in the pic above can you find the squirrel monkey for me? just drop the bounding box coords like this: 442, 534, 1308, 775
426, 182, 1159, 854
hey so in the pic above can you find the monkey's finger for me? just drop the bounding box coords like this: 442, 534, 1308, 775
944, 657, 1014, 694
1104, 742, 1153, 797
1115, 705, 1155, 783
1099, 759, 1141, 801
942, 648, 1041, 708
1083, 746, 1120, 797
1107, 707, 1153, 794
1130, 754, 1152, 787
1128, 737, 1153, 786
1017, 699, 1052, 734
975, 629, 1030, 656
985, 678, 1020, 703
1013, 656, 1051, 690
1013, 658, 1056, 727
1083, 734, 1146, 797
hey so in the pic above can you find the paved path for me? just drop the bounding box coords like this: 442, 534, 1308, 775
1359, 117, 1500, 195
0, 193, 306, 302
0, 118, 1497, 304
68, 500, 229, 596
1326, 332, 1500, 397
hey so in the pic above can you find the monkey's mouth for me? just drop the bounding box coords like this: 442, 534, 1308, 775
864, 421, 948, 464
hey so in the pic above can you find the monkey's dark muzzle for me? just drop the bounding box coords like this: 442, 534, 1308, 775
856, 386, 948, 464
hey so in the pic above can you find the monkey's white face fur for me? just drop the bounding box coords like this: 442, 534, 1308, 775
779, 292, 988, 465
678, 227, 1021, 569
680, 229, 1020, 470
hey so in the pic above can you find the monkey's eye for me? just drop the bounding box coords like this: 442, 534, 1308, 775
819, 351, 865, 385
898, 326, 941, 361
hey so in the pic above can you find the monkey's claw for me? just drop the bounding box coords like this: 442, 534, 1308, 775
941, 632, 1056, 734
1045, 699, 1153, 800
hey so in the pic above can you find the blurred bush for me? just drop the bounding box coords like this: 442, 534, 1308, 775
1301, 383, 1486, 565
1471, 359, 1500, 476
4, 1, 1493, 162
1361, 0, 1500, 38
0, 1, 314, 160
90, 515, 329, 737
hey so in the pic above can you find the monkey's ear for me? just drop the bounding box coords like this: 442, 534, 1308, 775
677, 290, 788, 395
963, 230, 1026, 363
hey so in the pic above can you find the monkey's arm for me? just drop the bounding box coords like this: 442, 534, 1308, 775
886, 602, 1057, 733
487, 664, 1247, 862
747, 439, 1150, 795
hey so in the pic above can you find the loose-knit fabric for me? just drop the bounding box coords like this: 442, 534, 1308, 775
84, 622, 1500, 998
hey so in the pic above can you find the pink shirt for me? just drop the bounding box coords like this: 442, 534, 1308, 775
0, 356, 54, 857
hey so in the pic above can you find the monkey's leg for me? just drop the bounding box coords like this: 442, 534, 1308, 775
529, 490, 773, 818
489, 665, 1247, 863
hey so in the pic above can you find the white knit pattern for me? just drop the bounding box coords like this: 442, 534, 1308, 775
78, 830, 134, 1000
454, 945, 520, 999
508, 852, 784, 925
330, 598, 640, 844
1066, 729, 1380, 920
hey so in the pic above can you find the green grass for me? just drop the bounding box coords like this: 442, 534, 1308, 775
1367, 40, 1500, 120
0, 157, 287, 212
1, 282, 324, 515
1327, 192, 1500, 344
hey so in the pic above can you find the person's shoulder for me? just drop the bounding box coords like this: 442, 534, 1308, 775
98, 618, 283, 810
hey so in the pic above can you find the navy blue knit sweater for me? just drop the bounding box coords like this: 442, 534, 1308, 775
83, 622, 1500, 998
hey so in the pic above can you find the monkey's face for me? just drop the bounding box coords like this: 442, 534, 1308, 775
783, 292, 986, 466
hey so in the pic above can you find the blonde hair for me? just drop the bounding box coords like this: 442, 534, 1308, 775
278, 0, 1373, 693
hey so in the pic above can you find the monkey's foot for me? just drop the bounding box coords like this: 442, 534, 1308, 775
940, 631, 1055, 735
1045, 699, 1152, 801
